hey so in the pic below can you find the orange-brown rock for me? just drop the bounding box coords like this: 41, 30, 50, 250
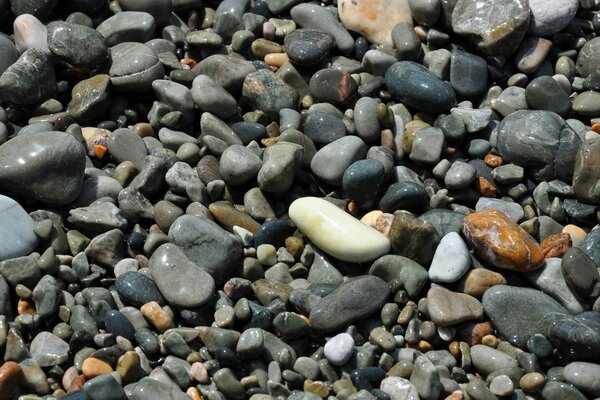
462, 209, 545, 272
82, 357, 113, 378
540, 232, 572, 258
62, 366, 85, 392
473, 177, 497, 197
484, 154, 503, 168
0, 361, 22, 400
456, 321, 494, 346
17, 299, 36, 315
141, 301, 175, 333
562, 224, 587, 247
459, 268, 507, 299
208, 201, 260, 234
375, 213, 395, 236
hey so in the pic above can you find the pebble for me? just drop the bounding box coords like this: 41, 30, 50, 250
525, 76, 571, 116
450, 49, 488, 97
427, 286, 483, 326
428, 232, 471, 283
290, 3, 354, 54
528, 0, 579, 36
563, 361, 600, 397
0, 48, 55, 106
191, 75, 238, 120
47, 21, 107, 67
284, 29, 334, 67
96, 11, 155, 46
0, 195, 38, 261
289, 197, 390, 262
310, 135, 367, 186
324, 333, 354, 366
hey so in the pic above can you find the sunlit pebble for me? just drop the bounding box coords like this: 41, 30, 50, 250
13, 14, 50, 55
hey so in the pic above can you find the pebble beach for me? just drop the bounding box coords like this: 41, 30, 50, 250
1, 0, 600, 399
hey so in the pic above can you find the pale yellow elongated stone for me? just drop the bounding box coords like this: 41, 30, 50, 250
289, 197, 390, 262
338, 0, 413, 48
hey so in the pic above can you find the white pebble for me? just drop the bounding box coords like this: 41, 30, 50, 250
256, 244, 277, 266
13, 14, 49, 54
324, 332, 354, 366
428, 232, 471, 283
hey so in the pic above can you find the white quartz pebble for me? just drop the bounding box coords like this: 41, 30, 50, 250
428, 232, 471, 283
324, 332, 354, 366
288, 197, 390, 262
13, 14, 49, 54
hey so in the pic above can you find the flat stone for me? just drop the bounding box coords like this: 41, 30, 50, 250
109, 42, 164, 92
0, 195, 38, 261
338, 0, 413, 48
528, 0, 579, 36
452, 0, 530, 56
525, 76, 571, 116
309, 275, 390, 333
289, 197, 390, 263
193, 54, 256, 95
385, 61, 456, 113
482, 285, 568, 348
470, 344, 518, 376
0, 255, 41, 289
450, 49, 488, 97
47, 21, 107, 66
564, 362, 600, 397
573, 91, 600, 117
149, 243, 215, 308
475, 198, 524, 224
96, 11, 155, 46
496, 110, 581, 182
427, 286, 483, 327
284, 29, 335, 67
30, 332, 69, 367
310, 135, 367, 187
428, 232, 471, 283
219, 144, 262, 186
191, 75, 238, 120
463, 209, 545, 272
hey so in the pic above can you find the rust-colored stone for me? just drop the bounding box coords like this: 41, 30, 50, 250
462, 209, 545, 272
0, 361, 22, 400
473, 176, 497, 197
484, 153, 503, 168
82, 357, 113, 379
141, 301, 175, 333
208, 201, 261, 234
17, 299, 36, 315
540, 232, 572, 258
456, 321, 494, 346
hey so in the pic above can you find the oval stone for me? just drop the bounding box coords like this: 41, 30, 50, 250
289, 197, 390, 263
385, 61, 456, 113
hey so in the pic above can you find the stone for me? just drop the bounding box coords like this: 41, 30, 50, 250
149, 243, 215, 308
168, 215, 243, 285
475, 198, 524, 224
310, 135, 367, 186
561, 247, 600, 302
84, 229, 126, 267
385, 62, 456, 113
379, 181, 429, 213
324, 333, 354, 366
257, 142, 302, 193
452, 0, 530, 56
579, 228, 600, 268
577, 37, 600, 78
31, 275, 61, 318
96, 11, 155, 46
30, 332, 69, 367
450, 49, 488, 97
303, 111, 346, 146
427, 286, 483, 326
470, 345, 518, 376
409, 127, 444, 164
242, 69, 298, 120
284, 29, 335, 67
368, 255, 428, 298
338, 0, 412, 48
563, 362, 600, 397
109, 42, 164, 92
219, 144, 262, 186
191, 75, 238, 120
573, 91, 600, 117
528, 0, 579, 36
83, 373, 126, 400
482, 285, 568, 348
13, 14, 49, 53
342, 159, 385, 209
289, 197, 390, 263
388, 213, 440, 266
445, 161, 476, 190
0, 33, 18, 76
309, 69, 358, 105
115, 271, 166, 307
0, 361, 22, 400
193, 54, 256, 95
213, 0, 249, 41
548, 311, 600, 361
290, 3, 354, 54
354, 97, 381, 143
47, 21, 107, 66
463, 209, 545, 272
428, 232, 471, 283
573, 137, 600, 204
410, 355, 442, 400
0, 48, 55, 105
0, 195, 38, 261
525, 76, 571, 116
309, 275, 390, 333
380, 376, 419, 400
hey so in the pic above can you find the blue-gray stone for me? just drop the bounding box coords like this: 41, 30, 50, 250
379, 181, 429, 213
385, 61, 456, 113
342, 159, 385, 209
115, 271, 166, 307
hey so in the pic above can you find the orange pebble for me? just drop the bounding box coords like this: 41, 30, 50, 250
347, 201, 360, 217
416, 340, 433, 352
82, 357, 113, 379
540, 232, 572, 258
474, 176, 497, 197
17, 299, 35, 315
484, 153, 503, 168
0, 361, 22, 400
449, 340, 461, 357
591, 123, 600, 134
186, 387, 202, 400
360, 210, 383, 228
562, 224, 587, 247
141, 301, 175, 333
180, 58, 196, 68
93, 144, 108, 159
264, 52, 289, 67
62, 366, 85, 392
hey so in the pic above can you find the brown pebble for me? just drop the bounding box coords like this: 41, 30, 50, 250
62, 366, 85, 392
459, 268, 507, 299
0, 361, 22, 400
473, 176, 497, 197
591, 123, 600, 134
449, 340, 461, 357
285, 236, 304, 259
519, 372, 546, 393
264, 53, 288, 67
539, 232, 571, 258
375, 213, 395, 236
484, 154, 503, 168
17, 299, 36, 315
141, 301, 175, 333
445, 390, 464, 400
481, 334, 498, 348
208, 201, 261, 234
187, 387, 202, 400
457, 321, 494, 346
381, 129, 395, 150
82, 357, 113, 379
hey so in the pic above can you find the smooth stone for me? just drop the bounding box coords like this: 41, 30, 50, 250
419, 209, 465, 237
445, 161, 476, 190
31, 275, 61, 318
470, 345, 519, 376
428, 232, 471, 283
213, 0, 249, 41
482, 285, 568, 348
379, 181, 428, 213
342, 159, 385, 209
427, 286, 483, 326
109, 42, 164, 92
0, 255, 40, 288
219, 144, 262, 186
475, 198, 524, 224
47, 21, 107, 66
115, 271, 166, 307
236, 328, 264, 360
257, 142, 302, 192
152, 79, 194, 128
289, 197, 390, 263
450, 108, 492, 133
84, 228, 126, 267
149, 243, 215, 308
385, 61, 456, 113
119, 0, 172, 26
368, 255, 429, 298
526, 258, 587, 314
573, 91, 600, 117
514, 36, 552, 74
67, 74, 111, 123
0, 48, 55, 105
310, 135, 367, 187
561, 247, 600, 301
106, 128, 148, 171
392, 22, 422, 61
30, 332, 69, 367
324, 333, 354, 366
548, 311, 600, 361
451, 0, 530, 56
191, 75, 238, 120
13, 13, 48, 53
83, 374, 126, 400
309, 275, 390, 333
525, 76, 571, 116
463, 209, 544, 272
303, 111, 346, 146
528, 0, 578, 36
410, 355, 442, 400
579, 228, 600, 268
309, 68, 358, 105
409, 127, 444, 164
96, 11, 155, 46
0, 33, 18, 76
104, 310, 136, 343
380, 376, 419, 400
338, 0, 412, 48
290, 3, 354, 54
354, 97, 381, 143
231, 122, 266, 145
242, 68, 298, 120
496, 110, 581, 182
68, 202, 128, 233
193, 54, 256, 95
283, 28, 335, 67
577, 37, 600, 78
168, 215, 243, 285
388, 213, 440, 266
563, 362, 600, 397
0, 195, 38, 261
542, 381, 588, 400
450, 49, 488, 97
